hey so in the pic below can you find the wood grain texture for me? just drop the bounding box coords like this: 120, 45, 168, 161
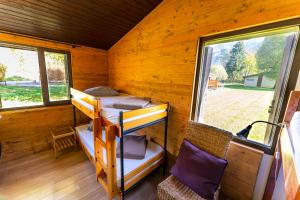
108, 0, 300, 153
221, 142, 263, 200
283, 91, 300, 123
0, 150, 164, 200
0, 0, 162, 49
0, 105, 73, 161
280, 128, 300, 200
280, 91, 300, 199
0, 33, 108, 161
107, 0, 300, 198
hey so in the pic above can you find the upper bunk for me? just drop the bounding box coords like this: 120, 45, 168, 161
70, 87, 169, 132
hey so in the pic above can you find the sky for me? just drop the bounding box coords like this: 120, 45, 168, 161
0, 47, 40, 81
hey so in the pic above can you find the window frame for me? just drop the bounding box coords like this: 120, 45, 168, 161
0, 43, 72, 111
191, 18, 300, 154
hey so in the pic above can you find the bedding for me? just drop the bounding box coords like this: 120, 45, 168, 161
75, 87, 154, 125
75, 124, 164, 185
100, 95, 151, 109
75, 97, 161, 125
116, 135, 147, 159
289, 111, 300, 181
290, 111, 300, 146
100, 105, 165, 125
83, 86, 119, 97
87, 120, 93, 131
101, 107, 129, 124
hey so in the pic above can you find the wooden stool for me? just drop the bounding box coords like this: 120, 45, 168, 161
51, 127, 76, 157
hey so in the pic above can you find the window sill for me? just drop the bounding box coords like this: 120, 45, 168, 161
0, 100, 71, 112
233, 136, 274, 155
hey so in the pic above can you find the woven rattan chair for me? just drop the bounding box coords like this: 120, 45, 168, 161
157, 121, 233, 200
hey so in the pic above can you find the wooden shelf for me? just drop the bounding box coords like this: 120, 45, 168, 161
51, 127, 76, 157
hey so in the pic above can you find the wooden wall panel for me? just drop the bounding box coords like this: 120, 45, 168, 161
0, 106, 73, 161
109, 0, 300, 154
222, 142, 263, 199
71, 47, 108, 90
0, 33, 108, 161
108, 0, 300, 198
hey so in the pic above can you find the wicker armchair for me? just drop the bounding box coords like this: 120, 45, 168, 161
157, 121, 233, 200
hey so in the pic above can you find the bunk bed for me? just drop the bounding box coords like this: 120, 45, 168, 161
70, 88, 169, 200
280, 91, 300, 199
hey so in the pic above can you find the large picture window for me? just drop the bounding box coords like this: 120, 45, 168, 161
0, 43, 71, 110
192, 24, 300, 153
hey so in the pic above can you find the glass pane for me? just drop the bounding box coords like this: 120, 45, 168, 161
45, 51, 70, 102
0, 46, 42, 109
199, 30, 297, 145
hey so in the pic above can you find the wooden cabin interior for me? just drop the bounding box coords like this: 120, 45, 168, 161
1, 0, 300, 200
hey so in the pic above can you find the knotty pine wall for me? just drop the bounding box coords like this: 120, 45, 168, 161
0, 32, 108, 161
108, 0, 300, 199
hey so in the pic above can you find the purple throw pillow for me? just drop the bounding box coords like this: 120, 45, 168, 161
171, 139, 228, 200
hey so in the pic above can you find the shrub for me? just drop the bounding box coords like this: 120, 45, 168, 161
47, 68, 65, 82
5, 76, 30, 81
0, 63, 7, 81
210, 65, 228, 81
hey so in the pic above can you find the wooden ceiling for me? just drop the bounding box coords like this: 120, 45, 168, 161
0, 0, 162, 49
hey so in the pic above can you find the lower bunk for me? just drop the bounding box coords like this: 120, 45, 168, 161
75, 124, 165, 198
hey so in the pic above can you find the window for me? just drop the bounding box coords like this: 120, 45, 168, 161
192, 24, 300, 153
0, 43, 71, 110
45, 51, 70, 102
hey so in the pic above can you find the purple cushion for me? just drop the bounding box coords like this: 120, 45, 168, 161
171, 139, 228, 200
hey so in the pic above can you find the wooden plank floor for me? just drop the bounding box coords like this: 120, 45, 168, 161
0, 150, 164, 200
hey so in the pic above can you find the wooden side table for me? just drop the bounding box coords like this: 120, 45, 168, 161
51, 127, 76, 157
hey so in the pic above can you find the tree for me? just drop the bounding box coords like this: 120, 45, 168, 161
47, 68, 65, 82
210, 65, 228, 81
242, 54, 258, 77
0, 63, 7, 81
45, 52, 66, 82
5, 76, 30, 81
256, 35, 286, 79
9, 48, 25, 71
225, 41, 246, 81
212, 48, 230, 66
45, 52, 65, 68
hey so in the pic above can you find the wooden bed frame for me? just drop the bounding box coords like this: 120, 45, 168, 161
71, 88, 169, 200
280, 91, 300, 199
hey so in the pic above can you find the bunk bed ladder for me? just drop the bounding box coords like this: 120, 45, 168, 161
94, 118, 118, 200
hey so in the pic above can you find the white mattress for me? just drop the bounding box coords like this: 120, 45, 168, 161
290, 111, 300, 145
75, 124, 164, 184
74, 97, 164, 125
289, 111, 300, 181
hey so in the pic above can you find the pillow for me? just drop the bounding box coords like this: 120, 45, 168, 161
116, 135, 147, 159
171, 139, 228, 200
87, 120, 93, 131
84, 86, 119, 97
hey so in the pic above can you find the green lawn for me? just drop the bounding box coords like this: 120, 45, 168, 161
202, 85, 274, 144
1, 84, 273, 144
224, 84, 274, 91
0, 85, 68, 102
